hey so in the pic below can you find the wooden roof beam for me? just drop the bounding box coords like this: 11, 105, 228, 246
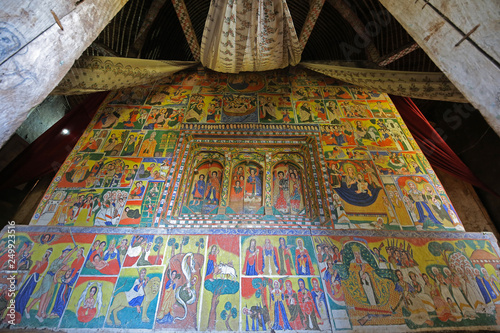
298, 0, 326, 53
0, 0, 128, 148
379, 0, 500, 137
327, 0, 380, 62
378, 42, 420, 67
171, 0, 200, 61
129, 0, 168, 58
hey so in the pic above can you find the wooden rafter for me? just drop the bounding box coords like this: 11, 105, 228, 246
0, 0, 128, 148
327, 0, 380, 62
298, 0, 326, 53
91, 41, 121, 57
171, 0, 200, 61
378, 42, 420, 67
129, 0, 168, 57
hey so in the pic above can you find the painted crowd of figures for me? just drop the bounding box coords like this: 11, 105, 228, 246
1, 231, 500, 331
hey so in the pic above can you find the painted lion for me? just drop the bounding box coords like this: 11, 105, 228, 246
106, 276, 161, 325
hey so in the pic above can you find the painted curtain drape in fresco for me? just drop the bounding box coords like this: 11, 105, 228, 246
200, 0, 301, 73
52, 57, 198, 95
301, 61, 468, 103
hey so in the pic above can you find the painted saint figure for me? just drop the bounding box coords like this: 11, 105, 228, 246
278, 237, 294, 275
262, 238, 279, 275
289, 172, 302, 214
157, 269, 179, 324
349, 244, 379, 306
269, 280, 292, 330
274, 171, 289, 213
297, 279, 320, 330
243, 239, 260, 275
205, 171, 221, 205
205, 245, 219, 280
14, 248, 52, 319
191, 174, 206, 206
246, 168, 262, 198
295, 238, 314, 276
125, 268, 149, 313
284, 280, 304, 330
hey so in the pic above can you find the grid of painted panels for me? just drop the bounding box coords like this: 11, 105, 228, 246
2, 225, 499, 331
29, 67, 464, 232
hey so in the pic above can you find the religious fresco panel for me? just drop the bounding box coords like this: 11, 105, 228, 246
30, 68, 468, 233
2, 227, 500, 331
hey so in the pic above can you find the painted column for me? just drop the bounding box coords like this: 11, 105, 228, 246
218, 152, 231, 215
264, 152, 273, 215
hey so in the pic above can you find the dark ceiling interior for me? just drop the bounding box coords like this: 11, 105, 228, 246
84, 0, 440, 71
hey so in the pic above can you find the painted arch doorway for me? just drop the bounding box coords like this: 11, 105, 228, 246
229, 162, 264, 214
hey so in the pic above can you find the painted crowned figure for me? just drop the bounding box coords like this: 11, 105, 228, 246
349, 244, 380, 306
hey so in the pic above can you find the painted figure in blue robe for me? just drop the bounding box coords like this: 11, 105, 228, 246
103, 240, 122, 268
191, 174, 206, 206
295, 238, 315, 275
406, 181, 441, 225
15, 248, 52, 318
157, 270, 178, 324
125, 268, 148, 310
246, 168, 262, 198
269, 280, 292, 330
50, 268, 79, 318
261, 238, 280, 275
475, 268, 492, 304
480, 268, 498, 300
311, 277, 329, 323
205, 245, 219, 280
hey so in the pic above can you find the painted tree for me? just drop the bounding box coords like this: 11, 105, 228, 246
205, 279, 239, 330
428, 241, 455, 264
179, 236, 190, 254
220, 301, 238, 331
455, 240, 466, 253
168, 237, 179, 257
196, 238, 205, 253
153, 237, 164, 265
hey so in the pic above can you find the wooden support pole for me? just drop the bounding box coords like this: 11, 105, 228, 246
0, 0, 128, 148
379, 0, 500, 137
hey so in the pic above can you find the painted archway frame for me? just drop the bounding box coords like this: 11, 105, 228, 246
162, 128, 330, 225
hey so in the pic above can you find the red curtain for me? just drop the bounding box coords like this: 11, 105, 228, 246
0, 92, 108, 190
390, 95, 497, 196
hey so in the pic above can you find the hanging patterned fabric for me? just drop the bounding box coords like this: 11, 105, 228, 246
52, 56, 198, 95
300, 61, 468, 103
200, 0, 301, 73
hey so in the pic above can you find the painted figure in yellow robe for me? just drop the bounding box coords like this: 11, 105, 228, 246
156, 269, 179, 324
349, 244, 380, 306
139, 132, 157, 157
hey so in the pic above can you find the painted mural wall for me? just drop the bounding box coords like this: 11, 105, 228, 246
28, 67, 463, 232
3, 67, 497, 332
2, 226, 500, 331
